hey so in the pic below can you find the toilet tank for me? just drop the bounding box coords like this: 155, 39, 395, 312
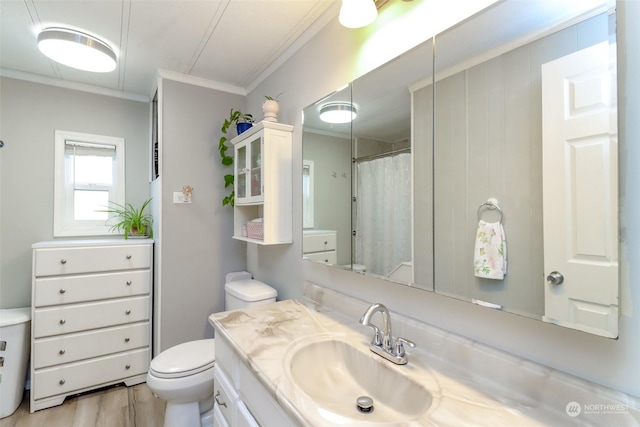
225, 279, 277, 311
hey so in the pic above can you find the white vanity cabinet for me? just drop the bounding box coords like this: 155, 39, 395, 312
30, 239, 153, 412
232, 121, 293, 245
303, 230, 337, 264
214, 333, 295, 427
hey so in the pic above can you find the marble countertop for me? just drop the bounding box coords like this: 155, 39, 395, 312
209, 285, 640, 426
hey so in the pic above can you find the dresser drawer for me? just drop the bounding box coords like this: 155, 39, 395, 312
34, 322, 150, 369
33, 296, 150, 338
303, 233, 336, 253
304, 251, 337, 264
34, 244, 151, 277
32, 348, 149, 400
214, 365, 238, 426
34, 270, 150, 307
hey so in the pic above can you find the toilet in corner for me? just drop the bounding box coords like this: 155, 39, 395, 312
146, 273, 277, 427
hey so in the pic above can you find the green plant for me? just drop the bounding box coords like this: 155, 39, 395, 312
264, 92, 283, 101
219, 108, 253, 207
100, 198, 153, 239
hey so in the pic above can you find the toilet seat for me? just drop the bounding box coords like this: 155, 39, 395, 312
149, 339, 215, 379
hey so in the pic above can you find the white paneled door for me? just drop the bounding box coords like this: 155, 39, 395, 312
541, 42, 618, 338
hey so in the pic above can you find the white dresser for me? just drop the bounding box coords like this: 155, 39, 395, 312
30, 239, 153, 413
302, 230, 337, 265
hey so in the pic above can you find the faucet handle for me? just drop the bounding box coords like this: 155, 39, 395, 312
362, 323, 382, 346
393, 336, 416, 357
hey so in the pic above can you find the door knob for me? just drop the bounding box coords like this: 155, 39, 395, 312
547, 271, 564, 285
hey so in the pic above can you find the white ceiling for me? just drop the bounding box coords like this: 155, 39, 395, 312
0, 0, 338, 101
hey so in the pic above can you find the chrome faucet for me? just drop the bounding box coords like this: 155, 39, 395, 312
359, 303, 415, 365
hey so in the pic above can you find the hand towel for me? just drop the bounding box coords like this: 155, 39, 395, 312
473, 220, 507, 280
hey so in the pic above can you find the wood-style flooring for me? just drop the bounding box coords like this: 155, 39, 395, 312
0, 384, 165, 427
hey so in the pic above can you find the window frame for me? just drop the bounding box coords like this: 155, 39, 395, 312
302, 159, 315, 229
53, 130, 125, 237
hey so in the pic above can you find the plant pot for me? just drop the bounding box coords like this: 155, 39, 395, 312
237, 122, 253, 134
262, 99, 279, 122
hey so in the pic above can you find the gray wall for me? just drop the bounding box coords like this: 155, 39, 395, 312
245, 0, 640, 398
302, 132, 351, 265
155, 79, 246, 351
0, 78, 150, 308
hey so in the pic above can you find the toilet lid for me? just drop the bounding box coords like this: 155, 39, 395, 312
150, 339, 215, 379
225, 279, 277, 302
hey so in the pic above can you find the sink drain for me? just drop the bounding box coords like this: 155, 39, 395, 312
356, 395, 374, 414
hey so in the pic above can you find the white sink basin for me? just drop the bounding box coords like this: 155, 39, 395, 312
284, 335, 433, 424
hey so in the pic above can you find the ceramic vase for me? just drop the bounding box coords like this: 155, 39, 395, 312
262, 100, 279, 122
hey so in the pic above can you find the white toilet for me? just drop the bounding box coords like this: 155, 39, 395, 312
146, 273, 277, 427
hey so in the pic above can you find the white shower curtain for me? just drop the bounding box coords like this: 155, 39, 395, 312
355, 152, 411, 277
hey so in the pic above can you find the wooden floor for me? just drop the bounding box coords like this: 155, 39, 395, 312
0, 383, 165, 427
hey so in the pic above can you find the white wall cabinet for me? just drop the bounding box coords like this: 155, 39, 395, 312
30, 239, 153, 412
232, 121, 293, 245
214, 333, 295, 426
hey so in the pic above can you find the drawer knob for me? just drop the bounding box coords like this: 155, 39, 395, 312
59, 349, 66, 355
125, 364, 131, 370
126, 254, 132, 260
60, 259, 67, 265
59, 289, 66, 294
59, 319, 66, 325
125, 310, 131, 315
59, 379, 66, 385
124, 337, 130, 343
126, 280, 132, 286
215, 391, 227, 408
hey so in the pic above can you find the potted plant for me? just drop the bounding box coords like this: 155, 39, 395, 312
100, 198, 153, 239
263, 93, 282, 122
224, 108, 254, 136
219, 108, 253, 207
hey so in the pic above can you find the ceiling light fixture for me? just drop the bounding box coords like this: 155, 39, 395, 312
339, 0, 378, 29
319, 103, 357, 124
37, 28, 117, 73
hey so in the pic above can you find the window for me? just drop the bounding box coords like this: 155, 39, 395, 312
302, 159, 314, 229
54, 130, 125, 236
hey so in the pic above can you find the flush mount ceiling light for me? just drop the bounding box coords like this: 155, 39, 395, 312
37, 28, 117, 73
319, 102, 357, 124
339, 0, 378, 28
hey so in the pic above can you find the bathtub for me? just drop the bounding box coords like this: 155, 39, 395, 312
0, 308, 31, 418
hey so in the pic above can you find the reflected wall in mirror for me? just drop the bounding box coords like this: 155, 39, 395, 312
430, 0, 617, 337
302, 87, 353, 268
302, 39, 435, 289
301, 0, 618, 338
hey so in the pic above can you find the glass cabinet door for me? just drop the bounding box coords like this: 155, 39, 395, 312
250, 137, 263, 198
236, 144, 247, 200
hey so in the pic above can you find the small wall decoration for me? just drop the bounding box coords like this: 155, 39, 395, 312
182, 185, 193, 203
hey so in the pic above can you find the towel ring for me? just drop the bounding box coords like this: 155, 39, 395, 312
477, 199, 503, 223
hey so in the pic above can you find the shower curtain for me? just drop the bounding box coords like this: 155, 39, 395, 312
355, 152, 411, 277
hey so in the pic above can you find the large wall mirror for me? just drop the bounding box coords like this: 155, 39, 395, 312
302, 0, 618, 338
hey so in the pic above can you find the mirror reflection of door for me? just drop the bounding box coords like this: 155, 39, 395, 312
542, 41, 618, 338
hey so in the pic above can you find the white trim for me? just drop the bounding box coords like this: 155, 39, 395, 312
53, 130, 126, 237
156, 69, 246, 96
302, 159, 315, 229
0, 68, 149, 103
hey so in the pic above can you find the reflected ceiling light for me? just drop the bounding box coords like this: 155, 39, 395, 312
339, 0, 378, 28
319, 103, 357, 124
37, 28, 117, 72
